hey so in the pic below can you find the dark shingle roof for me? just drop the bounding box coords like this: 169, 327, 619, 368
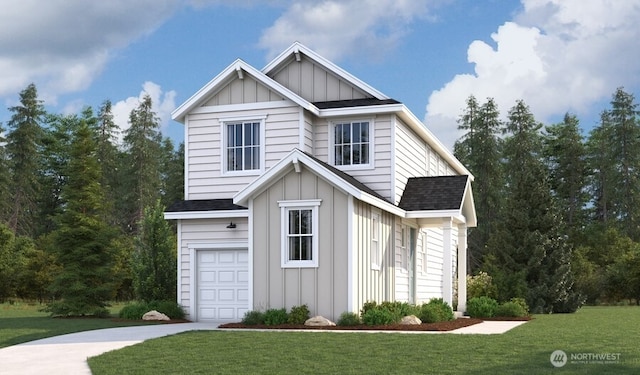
398, 175, 469, 211
166, 199, 247, 212
313, 98, 400, 109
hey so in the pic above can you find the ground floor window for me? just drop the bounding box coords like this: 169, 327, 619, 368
278, 199, 321, 268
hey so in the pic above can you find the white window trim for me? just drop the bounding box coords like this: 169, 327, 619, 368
371, 209, 381, 271
278, 199, 321, 268
220, 115, 266, 176
328, 118, 375, 170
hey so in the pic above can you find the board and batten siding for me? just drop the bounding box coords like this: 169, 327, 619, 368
269, 55, 369, 102
251, 166, 349, 321
185, 105, 300, 200
177, 218, 249, 319
351, 200, 395, 310
204, 75, 284, 106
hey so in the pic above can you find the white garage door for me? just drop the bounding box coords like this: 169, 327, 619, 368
197, 249, 248, 322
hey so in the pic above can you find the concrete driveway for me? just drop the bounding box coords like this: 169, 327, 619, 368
0, 320, 526, 374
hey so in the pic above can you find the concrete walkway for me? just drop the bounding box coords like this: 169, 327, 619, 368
0, 320, 526, 375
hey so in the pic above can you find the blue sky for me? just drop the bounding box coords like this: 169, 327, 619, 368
1, 0, 639, 149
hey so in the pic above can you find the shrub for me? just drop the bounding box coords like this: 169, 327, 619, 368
361, 308, 398, 326
360, 300, 377, 316
148, 300, 185, 319
495, 301, 528, 317
263, 308, 288, 325
241, 310, 265, 325
467, 272, 498, 299
288, 304, 310, 324
467, 296, 499, 318
419, 298, 454, 323
509, 297, 530, 315
93, 307, 111, 319
337, 312, 361, 326
119, 302, 149, 320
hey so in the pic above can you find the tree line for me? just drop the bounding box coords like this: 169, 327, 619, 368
456, 87, 640, 313
0, 83, 182, 315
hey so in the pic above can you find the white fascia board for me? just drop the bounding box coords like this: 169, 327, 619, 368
172, 59, 319, 122
358, 192, 405, 217
234, 150, 301, 205
164, 210, 248, 220
405, 209, 462, 220
398, 106, 474, 180
461, 178, 478, 227
262, 42, 389, 100
318, 104, 404, 118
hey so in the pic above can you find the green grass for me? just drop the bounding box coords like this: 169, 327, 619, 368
88, 306, 640, 374
0, 301, 157, 348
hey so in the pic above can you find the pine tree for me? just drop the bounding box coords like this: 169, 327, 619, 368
454, 96, 503, 270
543, 113, 588, 240
0, 124, 12, 223
132, 200, 177, 301
6, 83, 45, 236
46, 122, 115, 316
95, 100, 122, 227
122, 95, 163, 233
486, 100, 581, 313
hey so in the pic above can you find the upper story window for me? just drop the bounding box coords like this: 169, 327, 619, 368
332, 120, 373, 168
279, 199, 321, 268
221, 116, 265, 175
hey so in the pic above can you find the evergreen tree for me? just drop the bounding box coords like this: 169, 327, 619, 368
95, 100, 122, 226
454, 96, 503, 270
161, 140, 184, 208
485, 100, 581, 313
6, 83, 45, 236
46, 122, 115, 316
543, 113, 588, 239
122, 95, 163, 233
132, 200, 177, 301
0, 124, 12, 223
586, 112, 615, 225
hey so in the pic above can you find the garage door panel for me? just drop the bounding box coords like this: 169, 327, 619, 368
197, 249, 248, 322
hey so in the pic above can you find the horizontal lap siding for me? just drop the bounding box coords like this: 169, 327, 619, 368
186, 106, 299, 200
177, 218, 249, 317
394, 119, 428, 204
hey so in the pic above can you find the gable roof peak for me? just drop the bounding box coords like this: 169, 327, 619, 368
262, 42, 389, 100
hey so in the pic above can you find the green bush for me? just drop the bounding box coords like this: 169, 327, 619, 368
337, 312, 361, 326
263, 308, 288, 325
118, 300, 185, 320
93, 307, 112, 319
419, 298, 454, 323
288, 304, 310, 324
241, 310, 265, 325
148, 300, 185, 319
467, 296, 499, 318
119, 302, 149, 320
360, 300, 378, 316
495, 301, 528, 317
509, 297, 530, 315
361, 308, 399, 326
467, 272, 498, 299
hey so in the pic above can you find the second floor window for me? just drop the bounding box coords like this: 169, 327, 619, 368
226, 121, 260, 172
334, 121, 370, 166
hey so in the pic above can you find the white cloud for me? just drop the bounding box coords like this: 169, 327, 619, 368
425, 0, 640, 150
258, 0, 436, 61
0, 0, 178, 101
112, 82, 177, 143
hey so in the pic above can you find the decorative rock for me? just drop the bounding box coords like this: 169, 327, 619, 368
142, 310, 170, 321
400, 315, 422, 325
304, 316, 336, 327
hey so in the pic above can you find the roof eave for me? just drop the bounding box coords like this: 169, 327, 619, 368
164, 209, 249, 220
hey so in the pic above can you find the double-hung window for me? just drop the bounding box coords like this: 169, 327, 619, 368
333, 120, 372, 167
279, 200, 321, 268
224, 119, 263, 173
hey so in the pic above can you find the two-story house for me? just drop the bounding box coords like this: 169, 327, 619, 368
165, 42, 476, 323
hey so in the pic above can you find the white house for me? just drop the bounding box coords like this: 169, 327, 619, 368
165, 42, 476, 322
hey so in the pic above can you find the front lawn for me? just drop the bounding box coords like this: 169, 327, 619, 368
0, 302, 155, 348
89, 306, 640, 374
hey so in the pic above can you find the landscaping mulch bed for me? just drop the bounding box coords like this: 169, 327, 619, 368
219, 318, 485, 332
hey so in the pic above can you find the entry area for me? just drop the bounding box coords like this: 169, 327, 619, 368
196, 249, 248, 321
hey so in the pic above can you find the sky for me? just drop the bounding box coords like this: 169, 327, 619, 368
0, 0, 639, 150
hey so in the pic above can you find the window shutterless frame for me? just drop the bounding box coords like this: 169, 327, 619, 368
329, 119, 374, 169
220, 116, 266, 176
278, 200, 321, 268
